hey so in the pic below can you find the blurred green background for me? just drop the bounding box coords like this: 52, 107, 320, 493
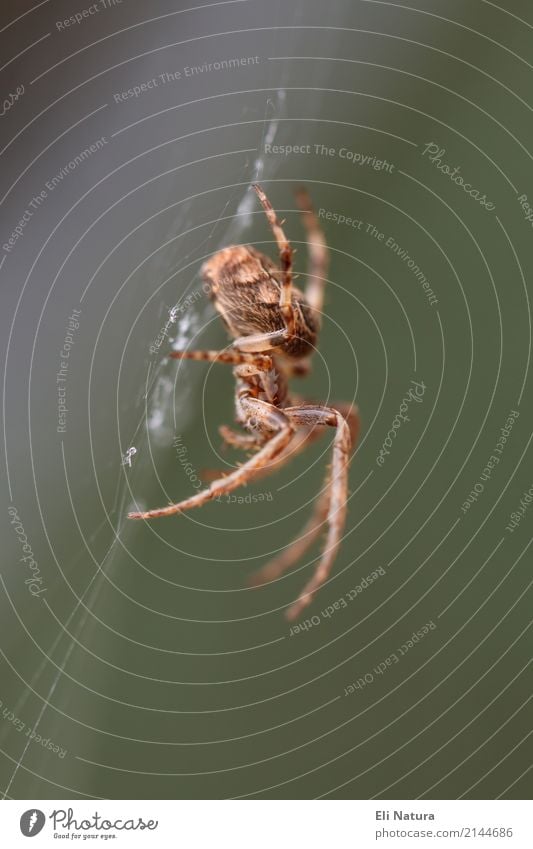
0, 0, 531, 799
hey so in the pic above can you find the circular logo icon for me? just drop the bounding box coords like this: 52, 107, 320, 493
20, 810, 46, 837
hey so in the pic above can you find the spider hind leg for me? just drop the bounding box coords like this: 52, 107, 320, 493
255, 403, 358, 620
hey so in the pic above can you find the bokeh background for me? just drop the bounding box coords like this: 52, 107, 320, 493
0, 0, 531, 799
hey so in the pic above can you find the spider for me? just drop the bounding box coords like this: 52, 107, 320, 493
128, 184, 360, 621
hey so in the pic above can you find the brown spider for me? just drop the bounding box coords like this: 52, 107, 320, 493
128, 184, 359, 621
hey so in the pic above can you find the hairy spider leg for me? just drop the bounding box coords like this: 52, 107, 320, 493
252, 183, 296, 335
295, 186, 329, 316
279, 404, 355, 621
249, 402, 359, 590
249, 477, 331, 587
168, 348, 272, 369
128, 396, 293, 519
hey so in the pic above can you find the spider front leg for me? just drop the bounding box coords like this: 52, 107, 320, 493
295, 186, 329, 316
232, 328, 292, 353
128, 395, 293, 519
252, 183, 296, 336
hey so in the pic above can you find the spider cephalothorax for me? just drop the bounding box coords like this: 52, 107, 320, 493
129, 184, 359, 621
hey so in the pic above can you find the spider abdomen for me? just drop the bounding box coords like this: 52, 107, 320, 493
202, 245, 318, 358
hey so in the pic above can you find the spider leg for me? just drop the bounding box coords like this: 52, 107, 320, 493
249, 402, 359, 586
199, 424, 309, 485
169, 348, 272, 370
295, 187, 329, 316
277, 404, 358, 621
219, 425, 265, 450
206, 422, 319, 487
232, 328, 291, 354
249, 400, 359, 589
171, 347, 282, 449
239, 419, 326, 483
249, 474, 331, 587
299, 400, 360, 447
128, 397, 293, 519
252, 183, 296, 336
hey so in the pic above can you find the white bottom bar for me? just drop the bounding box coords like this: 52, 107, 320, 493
1, 799, 531, 847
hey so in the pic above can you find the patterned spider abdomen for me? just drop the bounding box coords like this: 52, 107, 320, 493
201, 245, 319, 358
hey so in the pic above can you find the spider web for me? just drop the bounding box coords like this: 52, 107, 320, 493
0, 91, 290, 781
